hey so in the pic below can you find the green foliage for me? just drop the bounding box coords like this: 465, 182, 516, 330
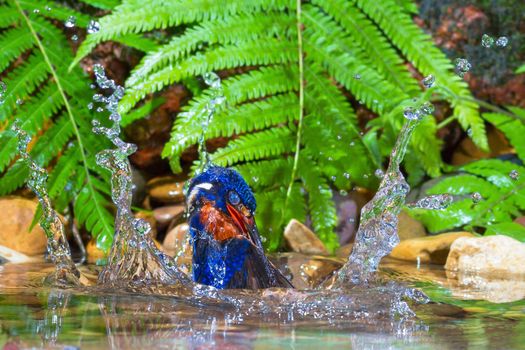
408, 107, 525, 242
0, 0, 115, 251
72, 0, 485, 251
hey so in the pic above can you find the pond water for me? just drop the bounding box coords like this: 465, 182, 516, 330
1, 258, 524, 350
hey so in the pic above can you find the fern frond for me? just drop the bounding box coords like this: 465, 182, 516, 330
483, 109, 525, 162
211, 127, 295, 167
353, 0, 487, 150
0, 27, 34, 71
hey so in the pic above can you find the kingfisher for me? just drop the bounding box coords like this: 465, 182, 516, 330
186, 165, 293, 289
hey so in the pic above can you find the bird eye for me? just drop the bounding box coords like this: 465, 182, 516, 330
228, 190, 241, 205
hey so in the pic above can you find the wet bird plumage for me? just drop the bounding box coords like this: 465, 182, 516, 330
186, 166, 293, 289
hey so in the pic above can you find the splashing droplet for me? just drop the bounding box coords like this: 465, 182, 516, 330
354, 73, 361, 80
16, 98, 23, 105
45, 5, 51, 11
419, 102, 435, 115
0, 81, 6, 104
495, 36, 508, 47
33, 9, 40, 13
374, 169, 384, 179
252, 176, 259, 183
481, 34, 494, 48
343, 172, 350, 179
455, 58, 471, 77
87, 20, 100, 34
409, 194, 453, 210
403, 106, 421, 120
422, 74, 435, 88
65, 16, 76, 28
71, 34, 79, 42
509, 169, 519, 180
471, 192, 482, 203
87, 102, 93, 110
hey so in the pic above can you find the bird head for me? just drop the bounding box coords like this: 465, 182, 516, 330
186, 166, 258, 243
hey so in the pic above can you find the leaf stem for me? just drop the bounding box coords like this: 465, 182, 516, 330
14, 1, 112, 239
283, 0, 304, 222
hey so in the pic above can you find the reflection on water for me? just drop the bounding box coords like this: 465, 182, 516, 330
1, 261, 525, 349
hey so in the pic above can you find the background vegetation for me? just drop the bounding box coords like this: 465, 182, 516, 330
0, 0, 524, 253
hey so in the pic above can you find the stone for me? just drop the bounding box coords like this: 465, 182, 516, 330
153, 204, 185, 228
87, 239, 106, 264
163, 223, 191, 258
335, 243, 353, 259
147, 176, 186, 204
398, 211, 426, 240
445, 235, 525, 276
0, 197, 48, 256
389, 232, 475, 264
283, 219, 329, 256
0, 245, 42, 264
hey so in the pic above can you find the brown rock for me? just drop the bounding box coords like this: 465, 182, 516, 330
147, 176, 186, 203
153, 205, 185, 227
0, 245, 42, 263
0, 197, 48, 256
446, 235, 525, 276
284, 219, 329, 256
335, 243, 353, 259
389, 232, 475, 265
163, 223, 191, 258
87, 239, 107, 264
398, 211, 426, 240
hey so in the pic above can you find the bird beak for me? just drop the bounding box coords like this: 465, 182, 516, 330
226, 203, 254, 241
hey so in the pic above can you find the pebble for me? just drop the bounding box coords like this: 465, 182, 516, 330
284, 219, 329, 256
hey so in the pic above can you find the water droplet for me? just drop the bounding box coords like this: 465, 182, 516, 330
422, 74, 435, 88
203, 72, 221, 88
33, 9, 40, 13
327, 156, 333, 161
87, 20, 100, 34
481, 34, 494, 48
343, 172, 350, 179
331, 175, 337, 181
467, 128, 473, 137
403, 106, 421, 120
419, 102, 434, 115
96, 107, 104, 113
455, 58, 471, 77
495, 36, 508, 47
471, 192, 482, 203
90, 84, 96, 89
354, 73, 361, 80
71, 34, 79, 42
87, 102, 93, 110
45, 5, 51, 11
65, 16, 76, 28
410, 194, 453, 210
252, 176, 259, 183
349, 141, 355, 147
337, 135, 342, 140
0, 81, 6, 104
509, 169, 519, 180
339, 190, 348, 196
16, 98, 23, 105
374, 169, 384, 178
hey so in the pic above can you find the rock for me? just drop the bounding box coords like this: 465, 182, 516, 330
398, 211, 426, 240
335, 243, 353, 259
389, 232, 474, 264
451, 127, 512, 166
514, 216, 525, 227
163, 223, 191, 257
87, 239, 106, 264
153, 204, 185, 228
147, 176, 186, 204
0, 197, 48, 256
0, 245, 42, 264
445, 235, 525, 276
284, 219, 329, 256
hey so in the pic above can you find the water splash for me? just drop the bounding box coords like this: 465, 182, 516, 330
422, 75, 435, 88
407, 194, 453, 210
90, 64, 190, 287
335, 113, 422, 286
195, 72, 225, 173
87, 20, 100, 34
455, 58, 471, 77
495, 36, 508, 48
471, 192, 482, 203
509, 169, 519, 180
0, 81, 6, 104
481, 34, 495, 48
12, 123, 84, 287
64, 16, 76, 28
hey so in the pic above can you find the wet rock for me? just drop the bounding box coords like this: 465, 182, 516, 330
398, 211, 426, 240
446, 235, 525, 276
0, 197, 48, 256
335, 243, 353, 259
163, 223, 190, 258
451, 127, 512, 166
147, 176, 186, 204
0, 245, 42, 264
153, 204, 185, 228
389, 232, 475, 264
284, 219, 329, 256
87, 239, 106, 264
447, 269, 525, 303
